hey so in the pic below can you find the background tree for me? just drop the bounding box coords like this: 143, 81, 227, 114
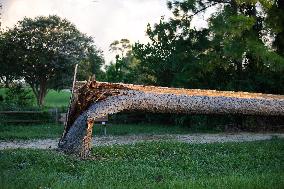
0, 32, 22, 86
109, 38, 131, 57
132, 0, 284, 94
129, 0, 284, 127
77, 48, 105, 81
267, 0, 284, 57
1, 15, 101, 106
105, 39, 140, 83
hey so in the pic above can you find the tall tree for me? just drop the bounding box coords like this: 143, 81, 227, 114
267, 0, 284, 57
1, 15, 100, 106
77, 48, 105, 81
109, 38, 131, 58
106, 39, 139, 83
133, 0, 284, 93
0, 32, 22, 86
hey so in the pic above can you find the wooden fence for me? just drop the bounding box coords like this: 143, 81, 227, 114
0, 109, 60, 124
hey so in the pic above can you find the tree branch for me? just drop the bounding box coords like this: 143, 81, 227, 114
188, 1, 231, 19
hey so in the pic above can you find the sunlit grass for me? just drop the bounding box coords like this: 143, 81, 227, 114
45, 90, 70, 108
0, 88, 70, 108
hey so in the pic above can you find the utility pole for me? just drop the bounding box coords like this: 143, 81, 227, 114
0, 3, 2, 29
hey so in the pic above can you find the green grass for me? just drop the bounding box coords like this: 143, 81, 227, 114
0, 139, 283, 188
0, 88, 70, 108
0, 124, 64, 140
45, 89, 70, 108
0, 88, 5, 95
0, 123, 216, 140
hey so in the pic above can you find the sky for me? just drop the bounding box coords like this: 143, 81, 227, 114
1, 0, 213, 63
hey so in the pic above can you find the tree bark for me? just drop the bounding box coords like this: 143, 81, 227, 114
58, 81, 284, 157
30, 79, 48, 107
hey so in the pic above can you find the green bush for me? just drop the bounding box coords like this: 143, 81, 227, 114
0, 111, 53, 125
0, 94, 4, 102
4, 84, 35, 108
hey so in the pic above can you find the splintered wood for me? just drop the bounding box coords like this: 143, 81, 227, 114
81, 118, 94, 158
59, 81, 284, 157
65, 81, 128, 134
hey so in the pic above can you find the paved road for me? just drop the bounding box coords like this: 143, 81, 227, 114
0, 133, 283, 150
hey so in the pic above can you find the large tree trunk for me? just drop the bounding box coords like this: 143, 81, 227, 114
38, 80, 48, 107
30, 80, 48, 107
58, 81, 284, 157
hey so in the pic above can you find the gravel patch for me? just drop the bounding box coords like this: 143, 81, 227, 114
0, 133, 283, 150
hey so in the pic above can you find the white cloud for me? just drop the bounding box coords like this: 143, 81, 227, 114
2, 0, 172, 63
1, 0, 213, 63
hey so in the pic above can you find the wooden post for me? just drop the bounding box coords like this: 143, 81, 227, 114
65, 64, 78, 127
102, 121, 107, 136
55, 108, 58, 124
92, 74, 96, 81
61, 64, 78, 138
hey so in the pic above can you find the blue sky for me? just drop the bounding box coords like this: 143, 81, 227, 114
1, 0, 212, 63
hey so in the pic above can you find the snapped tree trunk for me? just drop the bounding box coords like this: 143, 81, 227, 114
58, 81, 284, 157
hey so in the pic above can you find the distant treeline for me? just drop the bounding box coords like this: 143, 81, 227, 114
0, 1, 283, 129
103, 0, 284, 129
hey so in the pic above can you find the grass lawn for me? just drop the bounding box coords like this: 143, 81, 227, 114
0, 124, 64, 140
0, 88, 70, 108
0, 139, 283, 189
45, 89, 70, 108
0, 123, 211, 140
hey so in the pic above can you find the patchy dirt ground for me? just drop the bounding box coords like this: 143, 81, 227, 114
0, 133, 283, 150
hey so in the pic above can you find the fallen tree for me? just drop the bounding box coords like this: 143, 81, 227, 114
58, 81, 284, 157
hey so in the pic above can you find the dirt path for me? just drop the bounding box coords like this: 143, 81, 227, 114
0, 133, 283, 150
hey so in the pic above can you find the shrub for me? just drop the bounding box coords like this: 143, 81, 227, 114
0, 94, 4, 102
4, 84, 35, 107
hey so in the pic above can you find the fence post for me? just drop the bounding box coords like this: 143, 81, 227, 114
102, 121, 107, 135
55, 108, 58, 124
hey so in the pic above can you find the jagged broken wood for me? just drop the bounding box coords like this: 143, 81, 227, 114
58, 81, 284, 157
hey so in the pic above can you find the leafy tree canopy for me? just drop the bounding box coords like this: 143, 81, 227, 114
132, 0, 284, 93
0, 15, 103, 106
